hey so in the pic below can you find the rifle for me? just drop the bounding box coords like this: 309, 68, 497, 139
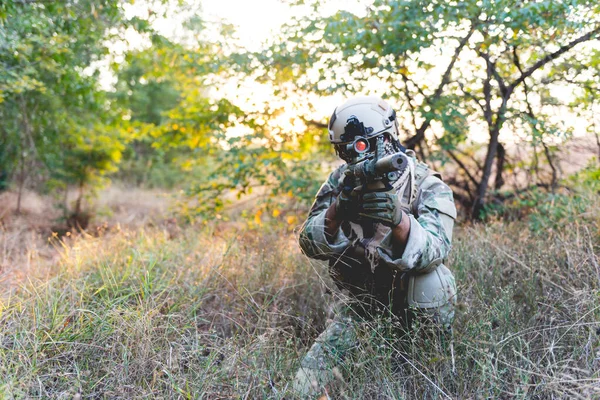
346, 135, 410, 191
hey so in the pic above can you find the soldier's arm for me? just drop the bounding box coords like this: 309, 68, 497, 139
324, 201, 342, 239
388, 210, 410, 254
376, 176, 457, 273
298, 168, 351, 260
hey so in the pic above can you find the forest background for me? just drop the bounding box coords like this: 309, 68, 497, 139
0, 0, 599, 398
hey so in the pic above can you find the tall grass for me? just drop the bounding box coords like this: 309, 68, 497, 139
0, 189, 598, 398
0, 224, 328, 398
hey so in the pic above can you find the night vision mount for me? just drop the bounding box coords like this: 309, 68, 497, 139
340, 116, 374, 143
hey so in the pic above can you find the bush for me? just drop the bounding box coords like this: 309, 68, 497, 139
483, 163, 600, 233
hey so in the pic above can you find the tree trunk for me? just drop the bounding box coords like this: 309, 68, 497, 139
494, 142, 506, 190
16, 152, 25, 215
404, 24, 477, 150
75, 179, 84, 217
472, 127, 501, 219
472, 91, 512, 219
63, 185, 69, 219
541, 141, 558, 192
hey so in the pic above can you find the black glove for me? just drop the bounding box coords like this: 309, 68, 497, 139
334, 173, 360, 221
358, 191, 403, 227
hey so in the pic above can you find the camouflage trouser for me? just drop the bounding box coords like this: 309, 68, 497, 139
292, 314, 357, 397
292, 299, 455, 397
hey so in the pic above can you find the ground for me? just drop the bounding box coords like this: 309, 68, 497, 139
0, 184, 598, 398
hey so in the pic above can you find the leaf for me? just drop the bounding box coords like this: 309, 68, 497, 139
254, 209, 263, 225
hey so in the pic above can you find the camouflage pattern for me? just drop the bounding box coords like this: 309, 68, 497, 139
292, 313, 356, 396
299, 154, 456, 274
294, 152, 457, 397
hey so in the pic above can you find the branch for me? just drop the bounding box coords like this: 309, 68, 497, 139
482, 63, 493, 127
446, 149, 479, 187
404, 22, 476, 149
543, 76, 600, 95
455, 147, 483, 171
400, 71, 427, 100
511, 25, 600, 90
431, 23, 477, 102
443, 175, 475, 205
457, 80, 486, 115
398, 74, 419, 133
478, 50, 508, 97
513, 46, 559, 190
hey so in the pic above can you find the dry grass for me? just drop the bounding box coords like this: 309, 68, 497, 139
0, 186, 175, 289
0, 186, 598, 398
0, 222, 327, 398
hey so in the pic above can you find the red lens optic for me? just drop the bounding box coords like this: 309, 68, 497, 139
354, 139, 368, 153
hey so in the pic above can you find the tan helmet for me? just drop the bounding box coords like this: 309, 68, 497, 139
328, 96, 399, 144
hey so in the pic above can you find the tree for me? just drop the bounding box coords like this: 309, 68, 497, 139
111, 26, 244, 190
253, 0, 600, 219
456, 1, 600, 218
0, 0, 171, 216
0, 0, 129, 214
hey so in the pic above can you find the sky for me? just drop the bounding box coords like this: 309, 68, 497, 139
198, 0, 369, 136
138, 0, 366, 51
202, 0, 302, 51
100, 0, 367, 135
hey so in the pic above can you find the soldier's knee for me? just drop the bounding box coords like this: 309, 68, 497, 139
407, 264, 457, 330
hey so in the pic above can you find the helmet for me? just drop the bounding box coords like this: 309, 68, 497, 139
328, 96, 402, 162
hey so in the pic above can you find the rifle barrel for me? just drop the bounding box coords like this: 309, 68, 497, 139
350, 152, 408, 180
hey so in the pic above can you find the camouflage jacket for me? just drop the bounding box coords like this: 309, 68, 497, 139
299, 154, 457, 277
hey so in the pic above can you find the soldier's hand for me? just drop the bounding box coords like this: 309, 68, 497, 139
358, 191, 403, 227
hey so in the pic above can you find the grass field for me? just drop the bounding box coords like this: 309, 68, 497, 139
0, 187, 598, 399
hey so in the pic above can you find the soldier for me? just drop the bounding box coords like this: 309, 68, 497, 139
294, 96, 457, 396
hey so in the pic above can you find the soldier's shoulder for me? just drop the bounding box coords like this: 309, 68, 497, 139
413, 157, 442, 189
412, 160, 456, 215
314, 163, 346, 198
409, 153, 451, 195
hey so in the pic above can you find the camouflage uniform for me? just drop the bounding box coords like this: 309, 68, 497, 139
293, 151, 457, 396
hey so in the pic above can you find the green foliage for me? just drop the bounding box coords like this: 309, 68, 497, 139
0, 0, 146, 214
482, 162, 600, 232
2, 0, 598, 224
568, 159, 600, 191
110, 26, 244, 192
181, 120, 334, 224
252, 0, 600, 217
0, 0, 245, 217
